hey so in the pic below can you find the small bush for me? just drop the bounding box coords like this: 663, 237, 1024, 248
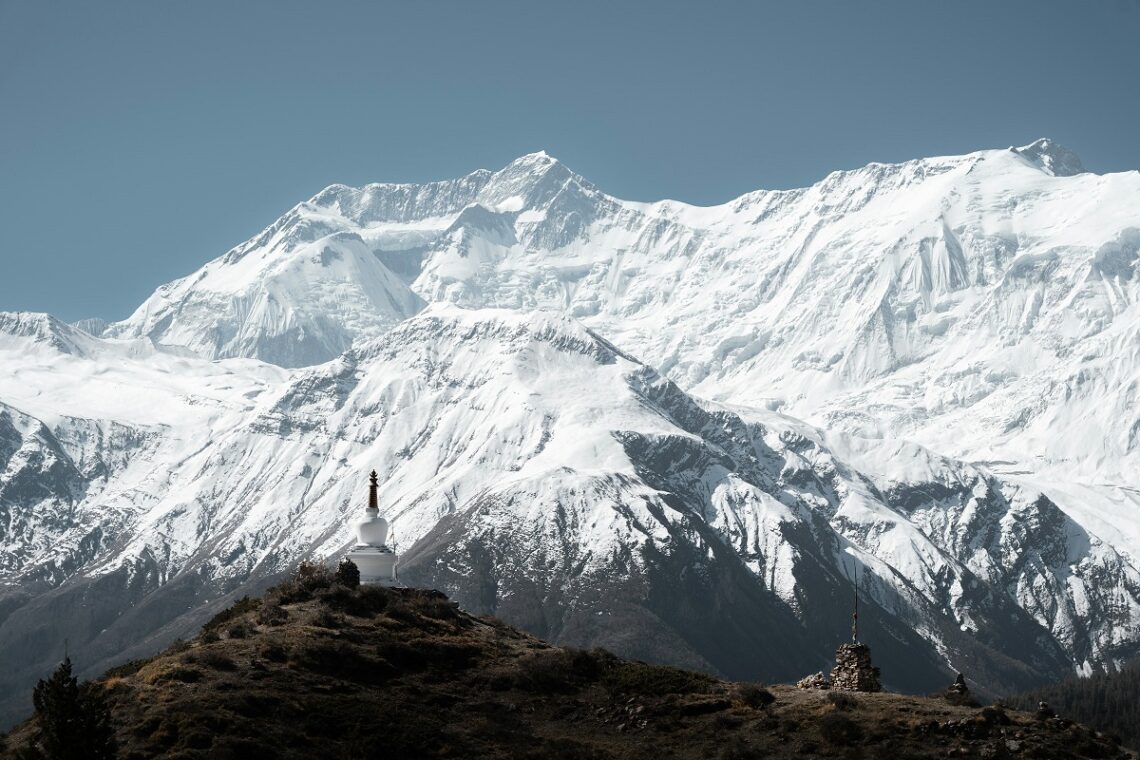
103, 657, 155, 679
335, 558, 361, 589
818, 712, 863, 745
295, 559, 332, 584
192, 650, 237, 671
228, 693, 283, 721
226, 621, 253, 639
375, 639, 428, 671
143, 663, 202, 685
515, 648, 603, 692
367, 636, 481, 676
311, 607, 345, 629
269, 560, 335, 604
168, 638, 191, 655
385, 589, 464, 627
325, 584, 390, 618
292, 640, 396, 684
601, 661, 715, 696
731, 682, 776, 709
943, 689, 979, 707
256, 602, 288, 626
718, 737, 764, 760
979, 706, 1011, 725
202, 596, 261, 634
826, 691, 858, 711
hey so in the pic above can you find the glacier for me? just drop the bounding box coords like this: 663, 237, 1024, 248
2, 140, 1139, 725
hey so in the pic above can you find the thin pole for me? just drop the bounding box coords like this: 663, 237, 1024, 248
851, 563, 859, 644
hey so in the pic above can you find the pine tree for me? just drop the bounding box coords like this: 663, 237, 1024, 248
27, 657, 116, 760
1007, 657, 1140, 750
335, 557, 361, 589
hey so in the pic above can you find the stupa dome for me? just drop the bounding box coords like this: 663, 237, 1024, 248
357, 507, 389, 547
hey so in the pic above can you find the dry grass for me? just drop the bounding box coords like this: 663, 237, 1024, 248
2, 580, 1133, 760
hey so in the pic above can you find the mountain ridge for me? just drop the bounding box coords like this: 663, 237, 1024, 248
3, 305, 1139, 728
3, 142, 1140, 733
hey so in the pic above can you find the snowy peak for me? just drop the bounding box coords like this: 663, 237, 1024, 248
106, 219, 425, 367
480, 151, 592, 209
1012, 137, 1086, 176
0, 312, 150, 360
0, 312, 89, 354
299, 152, 590, 227
11, 141, 1140, 727
5, 268, 1140, 718
72, 317, 108, 338
105, 140, 1130, 380
308, 168, 493, 225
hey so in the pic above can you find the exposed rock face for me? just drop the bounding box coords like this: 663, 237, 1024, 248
831, 643, 881, 692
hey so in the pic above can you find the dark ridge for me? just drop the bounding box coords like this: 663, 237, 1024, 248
1, 568, 1132, 759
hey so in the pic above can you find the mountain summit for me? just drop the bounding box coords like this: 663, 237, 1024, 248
108, 143, 1140, 488
4, 142, 1140, 730
1012, 138, 1087, 176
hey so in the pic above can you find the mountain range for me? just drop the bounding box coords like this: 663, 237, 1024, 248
2, 140, 1138, 727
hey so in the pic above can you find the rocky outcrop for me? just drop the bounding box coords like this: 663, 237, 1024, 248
796, 672, 831, 690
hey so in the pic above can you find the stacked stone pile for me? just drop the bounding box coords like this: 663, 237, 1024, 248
943, 672, 976, 706
830, 643, 881, 692
796, 672, 831, 690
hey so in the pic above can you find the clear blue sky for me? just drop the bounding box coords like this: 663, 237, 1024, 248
2, 0, 1138, 322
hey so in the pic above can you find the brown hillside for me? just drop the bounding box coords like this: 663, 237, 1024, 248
2, 569, 1133, 760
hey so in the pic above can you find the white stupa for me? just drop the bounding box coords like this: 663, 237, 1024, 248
346, 470, 399, 586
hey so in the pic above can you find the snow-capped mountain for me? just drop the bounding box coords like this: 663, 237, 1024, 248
5, 305, 1137, 725
2, 141, 1139, 725
106, 141, 1140, 491
104, 222, 424, 367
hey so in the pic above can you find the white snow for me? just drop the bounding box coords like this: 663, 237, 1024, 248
4, 140, 1140, 679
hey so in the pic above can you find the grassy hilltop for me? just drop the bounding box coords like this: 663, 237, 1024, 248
2, 566, 1133, 760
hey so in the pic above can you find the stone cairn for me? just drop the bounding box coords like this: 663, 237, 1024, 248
943, 671, 973, 705
830, 642, 882, 692
796, 671, 831, 690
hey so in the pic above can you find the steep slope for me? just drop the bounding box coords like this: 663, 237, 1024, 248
106, 224, 424, 367
0, 402, 88, 579
6, 142, 1140, 733
3, 306, 1138, 728
0, 312, 289, 725
4, 580, 1132, 760
110, 143, 1140, 540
